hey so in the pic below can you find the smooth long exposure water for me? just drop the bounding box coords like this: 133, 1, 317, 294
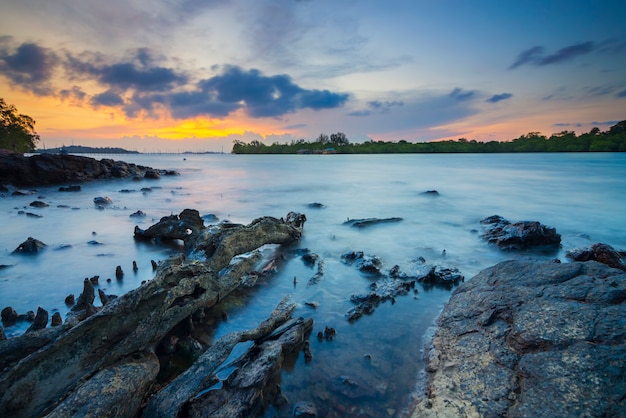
1, 152, 625, 416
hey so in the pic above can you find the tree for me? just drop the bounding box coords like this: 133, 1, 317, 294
1, 98, 40, 153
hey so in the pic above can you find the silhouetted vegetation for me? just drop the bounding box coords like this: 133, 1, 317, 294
37, 145, 140, 154
232, 121, 626, 154
0, 98, 40, 153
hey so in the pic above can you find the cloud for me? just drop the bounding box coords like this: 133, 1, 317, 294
91, 90, 125, 107
347, 100, 404, 117
449, 88, 476, 101
553, 122, 582, 128
591, 120, 621, 125
67, 48, 188, 93
0, 40, 59, 94
509, 41, 597, 69
486, 93, 513, 103
196, 66, 348, 118
617, 89, 626, 98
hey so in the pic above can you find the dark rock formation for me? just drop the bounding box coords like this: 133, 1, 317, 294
26, 307, 48, 333
93, 196, 113, 205
341, 251, 383, 275
1, 306, 19, 325
566, 242, 626, 272
343, 217, 403, 228
412, 260, 626, 417
51, 312, 62, 327
307, 202, 326, 209
0, 151, 174, 187
12, 237, 47, 254
480, 215, 561, 250
0, 211, 306, 418
29, 200, 49, 207
419, 190, 440, 196
416, 265, 464, 289
58, 185, 81, 192
130, 210, 146, 218
134, 208, 205, 241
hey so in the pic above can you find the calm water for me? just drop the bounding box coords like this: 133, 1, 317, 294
1, 153, 625, 416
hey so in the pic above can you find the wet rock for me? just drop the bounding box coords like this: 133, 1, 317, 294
12, 189, 35, 196
419, 190, 440, 196
58, 185, 81, 192
341, 251, 383, 275
201, 213, 219, 223
480, 215, 561, 250
134, 208, 205, 241
416, 265, 464, 289
72, 278, 95, 311
51, 312, 63, 327
64, 294, 75, 305
307, 202, 326, 209
293, 401, 318, 417
115, 266, 124, 280
1, 306, 19, 325
13, 237, 47, 254
98, 289, 109, 306
144, 169, 161, 179
0, 326, 5, 341
29, 200, 49, 207
347, 275, 416, 321
89, 275, 99, 285
93, 196, 113, 205
566, 242, 626, 271
18, 211, 42, 218
130, 210, 146, 218
26, 307, 48, 333
413, 260, 626, 418
343, 217, 403, 228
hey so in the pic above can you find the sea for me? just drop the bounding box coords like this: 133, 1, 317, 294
1, 152, 625, 417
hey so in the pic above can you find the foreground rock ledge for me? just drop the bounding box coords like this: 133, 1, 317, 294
0, 211, 305, 417
412, 260, 625, 418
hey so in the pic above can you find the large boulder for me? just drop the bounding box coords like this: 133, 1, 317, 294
480, 215, 561, 250
413, 260, 626, 417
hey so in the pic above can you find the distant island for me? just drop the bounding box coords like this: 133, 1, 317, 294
232, 120, 626, 154
37, 145, 140, 154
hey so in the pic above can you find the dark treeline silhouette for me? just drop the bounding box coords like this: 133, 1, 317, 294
232, 120, 626, 154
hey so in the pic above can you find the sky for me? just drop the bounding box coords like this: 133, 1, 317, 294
1, 0, 625, 152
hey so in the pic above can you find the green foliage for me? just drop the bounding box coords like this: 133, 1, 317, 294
232, 122, 626, 154
0, 98, 41, 153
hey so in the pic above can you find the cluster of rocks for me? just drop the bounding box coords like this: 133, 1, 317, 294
0, 150, 178, 187
480, 214, 561, 250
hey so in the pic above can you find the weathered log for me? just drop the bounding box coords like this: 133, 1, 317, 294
0, 211, 305, 417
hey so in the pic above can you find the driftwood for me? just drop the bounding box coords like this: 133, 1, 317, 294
0, 211, 306, 417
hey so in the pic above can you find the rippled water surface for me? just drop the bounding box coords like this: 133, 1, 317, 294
2, 152, 625, 416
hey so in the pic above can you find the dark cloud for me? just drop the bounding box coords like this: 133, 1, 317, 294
0, 41, 59, 95
591, 120, 621, 125
59, 86, 87, 101
486, 93, 512, 103
167, 91, 241, 119
91, 90, 124, 107
197, 66, 348, 118
67, 48, 187, 93
554, 122, 582, 128
347, 110, 371, 117
617, 89, 626, 98
509, 41, 597, 69
449, 88, 476, 101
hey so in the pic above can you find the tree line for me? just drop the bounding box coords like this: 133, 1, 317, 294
232, 121, 626, 154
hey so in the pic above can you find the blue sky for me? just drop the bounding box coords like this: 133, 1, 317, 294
1, 0, 625, 151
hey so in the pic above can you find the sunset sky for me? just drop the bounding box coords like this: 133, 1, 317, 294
1, 0, 625, 152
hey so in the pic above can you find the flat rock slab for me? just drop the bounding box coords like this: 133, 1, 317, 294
413, 260, 626, 418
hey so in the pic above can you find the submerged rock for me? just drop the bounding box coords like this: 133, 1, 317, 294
413, 260, 626, 417
343, 217, 403, 228
13, 237, 47, 254
480, 215, 561, 250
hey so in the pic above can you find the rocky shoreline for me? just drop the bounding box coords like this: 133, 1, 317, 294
0, 149, 178, 188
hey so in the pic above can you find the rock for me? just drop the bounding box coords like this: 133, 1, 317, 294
116, 266, 124, 279
134, 208, 205, 241
0, 326, 5, 341
0, 153, 168, 187
29, 200, 49, 207
416, 265, 464, 289
64, 294, 75, 306
12, 237, 47, 254
343, 217, 403, 228
293, 401, 318, 417
480, 215, 561, 250
93, 196, 113, 205
58, 185, 81, 192
419, 190, 439, 196
26, 307, 48, 333
72, 278, 95, 311
98, 289, 109, 306
130, 210, 146, 218
413, 260, 626, 418
1, 306, 19, 325
144, 169, 161, 179
566, 242, 626, 271
341, 251, 383, 275
307, 202, 326, 209
51, 312, 62, 327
